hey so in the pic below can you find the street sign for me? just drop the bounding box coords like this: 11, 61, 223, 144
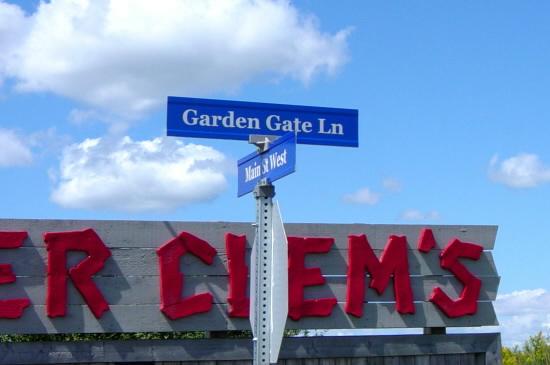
166, 95, 358, 365
167, 96, 359, 147
237, 133, 296, 197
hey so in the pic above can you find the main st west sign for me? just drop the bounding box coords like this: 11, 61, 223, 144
0, 219, 499, 334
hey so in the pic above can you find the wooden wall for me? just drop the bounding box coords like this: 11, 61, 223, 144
0, 219, 499, 334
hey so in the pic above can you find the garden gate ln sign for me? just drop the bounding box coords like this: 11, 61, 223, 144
166, 96, 359, 147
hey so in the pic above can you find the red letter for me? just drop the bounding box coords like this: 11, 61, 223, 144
430, 238, 483, 318
225, 233, 249, 317
44, 229, 111, 319
157, 231, 217, 319
346, 234, 414, 317
288, 237, 337, 320
417, 228, 436, 253
0, 232, 31, 318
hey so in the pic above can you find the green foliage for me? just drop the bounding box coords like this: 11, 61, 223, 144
0, 329, 301, 343
0, 331, 207, 343
502, 332, 550, 365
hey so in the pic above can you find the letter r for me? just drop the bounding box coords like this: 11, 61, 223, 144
44, 228, 111, 318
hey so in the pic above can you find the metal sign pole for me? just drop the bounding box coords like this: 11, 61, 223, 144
247, 134, 289, 365
166, 96, 358, 364
253, 180, 275, 365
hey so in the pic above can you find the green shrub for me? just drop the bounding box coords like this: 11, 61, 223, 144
502, 332, 550, 365
0, 331, 207, 342
0, 329, 300, 343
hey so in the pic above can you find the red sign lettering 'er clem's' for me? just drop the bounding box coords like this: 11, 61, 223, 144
0, 228, 483, 320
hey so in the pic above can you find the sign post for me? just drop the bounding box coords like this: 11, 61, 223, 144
250, 183, 289, 365
247, 135, 290, 364
251, 181, 282, 364
167, 96, 359, 365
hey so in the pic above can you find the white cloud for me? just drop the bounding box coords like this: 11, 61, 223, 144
495, 288, 550, 347
382, 177, 402, 192
67, 108, 103, 125
1, 0, 350, 119
343, 187, 380, 205
67, 108, 128, 133
489, 153, 550, 188
0, 1, 28, 86
28, 127, 72, 155
400, 209, 440, 221
50, 136, 228, 212
0, 128, 33, 167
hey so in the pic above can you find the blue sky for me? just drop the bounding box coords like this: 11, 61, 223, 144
1, 0, 549, 345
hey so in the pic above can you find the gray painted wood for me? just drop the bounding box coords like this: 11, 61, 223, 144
2, 247, 499, 277
0, 219, 499, 335
0, 302, 497, 334
300, 249, 498, 277
483, 333, 502, 365
0, 219, 497, 249
0, 275, 499, 306
0, 333, 502, 364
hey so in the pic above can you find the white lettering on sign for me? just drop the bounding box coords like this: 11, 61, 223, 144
269, 149, 287, 169
319, 118, 344, 135
245, 162, 261, 182
182, 109, 198, 125
262, 158, 269, 174
266, 115, 318, 134
182, 109, 261, 130
181, 109, 344, 135
244, 148, 290, 183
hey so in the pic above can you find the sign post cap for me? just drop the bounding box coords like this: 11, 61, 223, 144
249, 135, 280, 153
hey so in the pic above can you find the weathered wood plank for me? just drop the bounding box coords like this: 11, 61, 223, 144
304, 250, 499, 277
0, 219, 497, 250
0, 302, 497, 334
0, 276, 499, 305
0, 333, 502, 364
301, 275, 500, 303
3, 247, 499, 277
286, 302, 498, 331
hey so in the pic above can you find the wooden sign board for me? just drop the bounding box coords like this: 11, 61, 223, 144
0, 219, 499, 334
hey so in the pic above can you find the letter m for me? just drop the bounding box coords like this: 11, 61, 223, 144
345, 234, 414, 317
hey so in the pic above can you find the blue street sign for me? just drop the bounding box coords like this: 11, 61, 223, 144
167, 96, 358, 147
237, 133, 296, 197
